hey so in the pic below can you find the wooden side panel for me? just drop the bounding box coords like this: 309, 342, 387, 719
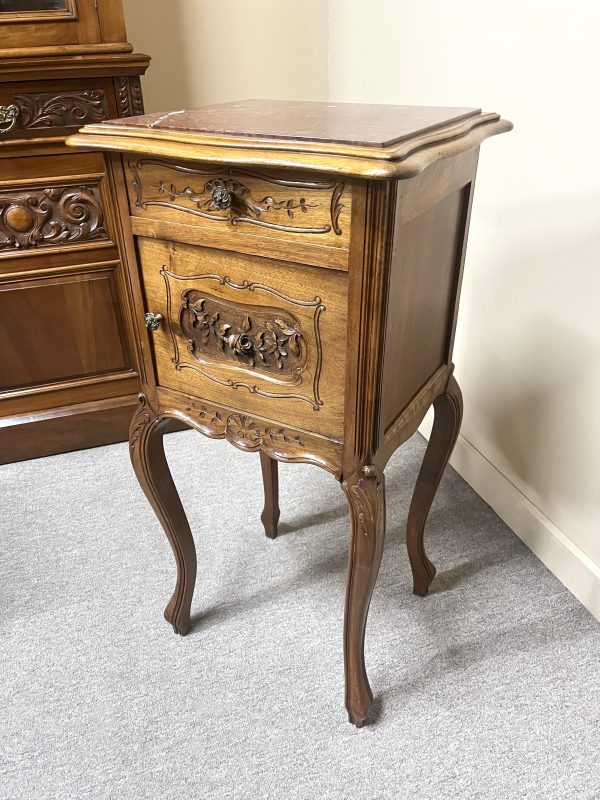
380, 184, 470, 433
137, 237, 348, 441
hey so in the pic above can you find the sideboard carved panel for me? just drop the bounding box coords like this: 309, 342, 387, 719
114, 77, 145, 118
10, 89, 109, 131
0, 182, 108, 251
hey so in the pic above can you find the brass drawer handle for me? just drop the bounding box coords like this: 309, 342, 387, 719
0, 104, 19, 135
145, 312, 163, 331
211, 185, 232, 210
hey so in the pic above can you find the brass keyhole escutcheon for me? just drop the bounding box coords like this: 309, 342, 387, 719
145, 312, 163, 331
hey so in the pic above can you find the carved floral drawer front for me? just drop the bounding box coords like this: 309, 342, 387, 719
138, 237, 348, 440
0, 84, 110, 142
127, 159, 353, 270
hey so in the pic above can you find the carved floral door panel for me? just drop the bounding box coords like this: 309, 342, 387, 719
136, 236, 348, 441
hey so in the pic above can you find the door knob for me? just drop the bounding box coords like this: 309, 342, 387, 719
144, 312, 163, 331
211, 185, 232, 210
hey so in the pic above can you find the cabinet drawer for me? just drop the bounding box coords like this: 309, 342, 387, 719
0, 78, 116, 144
0, 151, 115, 258
127, 159, 354, 271
137, 237, 348, 440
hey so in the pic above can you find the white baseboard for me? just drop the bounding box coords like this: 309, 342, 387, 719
419, 412, 600, 621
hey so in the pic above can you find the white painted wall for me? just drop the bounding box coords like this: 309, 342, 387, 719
124, 0, 329, 113
329, 0, 600, 614
124, 0, 600, 615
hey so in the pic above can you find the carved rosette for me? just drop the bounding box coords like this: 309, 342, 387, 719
12, 90, 108, 129
0, 184, 107, 251
128, 159, 346, 236
180, 290, 306, 379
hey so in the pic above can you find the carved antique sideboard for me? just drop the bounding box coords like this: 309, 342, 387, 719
0, 0, 149, 463
68, 100, 512, 726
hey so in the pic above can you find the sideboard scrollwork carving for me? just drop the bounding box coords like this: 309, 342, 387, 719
0, 183, 107, 251
11, 89, 108, 130
115, 77, 145, 118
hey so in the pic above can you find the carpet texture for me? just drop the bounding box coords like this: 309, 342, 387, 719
1, 430, 599, 800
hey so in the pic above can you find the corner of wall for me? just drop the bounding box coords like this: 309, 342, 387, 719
419, 413, 600, 621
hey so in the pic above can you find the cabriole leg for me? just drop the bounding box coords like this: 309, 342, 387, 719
259, 451, 280, 540
129, 395, 197, 635
343, 465, 386, 727
406, 375, 463, 596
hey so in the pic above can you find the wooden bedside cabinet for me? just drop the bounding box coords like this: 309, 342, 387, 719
68, 100, 512, 726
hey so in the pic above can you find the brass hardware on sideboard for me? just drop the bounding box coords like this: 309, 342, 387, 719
0, 104, 19, 134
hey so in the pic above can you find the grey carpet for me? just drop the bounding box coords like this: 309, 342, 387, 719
1, 431, 599, 800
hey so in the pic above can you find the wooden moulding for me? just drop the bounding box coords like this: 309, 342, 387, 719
155, 386, 344, 478
0, 394, 137, 465
0, 52, 150, 82
0, 43, 134, 58
67, 113, 512, 180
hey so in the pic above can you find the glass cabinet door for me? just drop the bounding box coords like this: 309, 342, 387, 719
0, 0, 71, 12
0, 0, 123, 49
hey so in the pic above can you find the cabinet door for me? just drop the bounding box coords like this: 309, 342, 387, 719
0, 149, 138, 421
0, 0, 112, 49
